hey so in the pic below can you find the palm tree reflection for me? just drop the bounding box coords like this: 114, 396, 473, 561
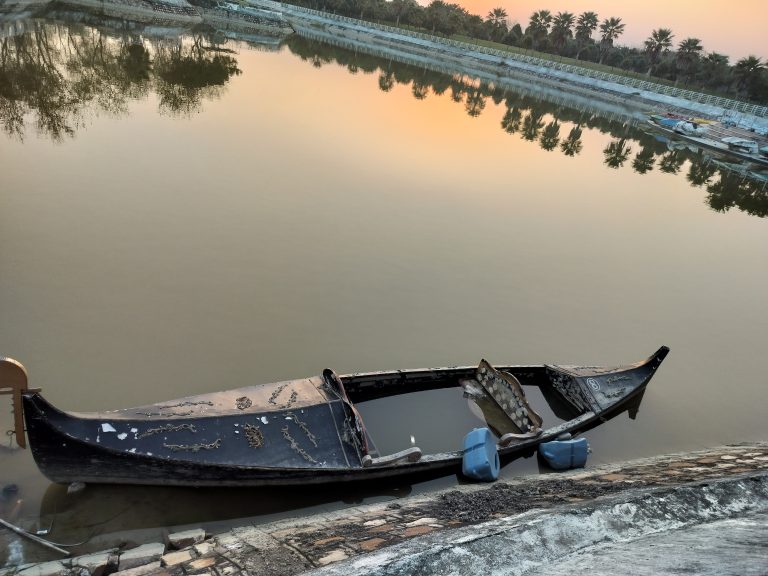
632, 146, 656, 174
658, 150, 686, 174
539, 119, 561, 151
522, 109, 545, 141
560, 126, 583, 156
603, 138, 632, 168
687, 161, 718, 186
501, 106, 522, 134
464, 90, 486, 117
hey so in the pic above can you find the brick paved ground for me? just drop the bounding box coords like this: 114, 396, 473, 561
3, 442, 767, 576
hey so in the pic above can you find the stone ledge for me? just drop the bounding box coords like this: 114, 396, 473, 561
2, 442, 767, 576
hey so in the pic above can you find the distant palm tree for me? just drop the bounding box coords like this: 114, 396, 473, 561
603, 138, 631, 168
539, 120, 561, 150
486, 7, 508, 41
527, 10, 552, 50
598, 17, 625, 64
677, 37, 704, 83
574, 11, 598, 59
390, 0, 419, 26
733, 55, 764, 94
644, 28, 674, 75
549, 12, 575, 54
560, 126, 583, 156
701, 52, 730, 90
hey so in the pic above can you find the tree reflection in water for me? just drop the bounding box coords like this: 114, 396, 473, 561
560, 126, 583, 156
603, 138, 632, 168
154, 37, 241, 116
1, 16, 765, 218
0, 19, 241, 140
539, 119, 561, 151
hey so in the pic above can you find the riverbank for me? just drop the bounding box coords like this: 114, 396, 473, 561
247, 0, 768, 133
3, 442, 767, 576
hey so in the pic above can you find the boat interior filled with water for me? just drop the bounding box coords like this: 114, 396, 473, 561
0, 347, 669, 487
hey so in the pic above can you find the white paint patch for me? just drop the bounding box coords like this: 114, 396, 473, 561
117, 433, 128, 440
261, 416, 269, 424
7, 539, 24, 566
101, 423, 117, 433
129, 448, 136, 453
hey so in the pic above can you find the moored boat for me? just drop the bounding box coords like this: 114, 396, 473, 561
647, 114, 768, 167
0, 347, 669, 487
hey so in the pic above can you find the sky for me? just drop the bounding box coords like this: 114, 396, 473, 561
428, 0, 767, 61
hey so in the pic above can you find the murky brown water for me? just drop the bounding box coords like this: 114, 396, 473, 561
1, 7, 767, 564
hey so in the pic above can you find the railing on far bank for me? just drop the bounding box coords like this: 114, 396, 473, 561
250, 0, 768, 120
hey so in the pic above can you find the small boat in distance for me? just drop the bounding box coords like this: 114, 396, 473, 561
647, 114, 768, 167
0, 348, 669, 487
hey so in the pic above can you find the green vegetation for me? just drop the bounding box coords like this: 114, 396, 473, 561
280, 0, 768, 104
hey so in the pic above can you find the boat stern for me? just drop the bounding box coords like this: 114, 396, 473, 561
0, 357, 31, 449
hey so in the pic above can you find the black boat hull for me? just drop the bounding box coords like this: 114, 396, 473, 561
20, 347, 669, 487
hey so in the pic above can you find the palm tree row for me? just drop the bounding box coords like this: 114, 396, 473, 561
279, 0, 768, 103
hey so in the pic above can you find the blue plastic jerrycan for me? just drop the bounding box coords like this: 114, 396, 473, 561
538, 438, 589, 470
462, 427, 500, 481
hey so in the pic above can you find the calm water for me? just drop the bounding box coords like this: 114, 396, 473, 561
1, 7, 767, 563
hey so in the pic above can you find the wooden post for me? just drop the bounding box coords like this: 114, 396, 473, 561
0, 357, 29, 449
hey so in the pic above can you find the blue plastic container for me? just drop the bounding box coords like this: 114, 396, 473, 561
462, 428, 500, 481
538, 438, 589, 470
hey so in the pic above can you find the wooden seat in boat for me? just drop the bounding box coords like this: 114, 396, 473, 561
461, 359, 543, 440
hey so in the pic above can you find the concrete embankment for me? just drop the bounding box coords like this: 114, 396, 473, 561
3, 442, 767, 576
247, 0, 767, 133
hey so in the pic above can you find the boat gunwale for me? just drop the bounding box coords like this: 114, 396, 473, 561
18, 347, 668, 485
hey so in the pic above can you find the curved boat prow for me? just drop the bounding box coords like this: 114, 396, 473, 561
650, 345, 670, 364
0, 357, 30, 449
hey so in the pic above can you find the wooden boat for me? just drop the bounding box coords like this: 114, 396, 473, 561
0, 347, 669, 487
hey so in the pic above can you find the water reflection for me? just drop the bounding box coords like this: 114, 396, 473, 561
36, 481, 414, 553
284, 36, 768, 217
1, 4, 766, 219
0, 0, 293, 139
0, 22, 243, 138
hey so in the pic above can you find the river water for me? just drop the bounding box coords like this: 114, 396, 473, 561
0, 7, 767, 563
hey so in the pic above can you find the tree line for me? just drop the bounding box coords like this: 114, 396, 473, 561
279, 0, 768, 103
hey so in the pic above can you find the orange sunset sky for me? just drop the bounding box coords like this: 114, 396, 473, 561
421, 0, 767, 61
